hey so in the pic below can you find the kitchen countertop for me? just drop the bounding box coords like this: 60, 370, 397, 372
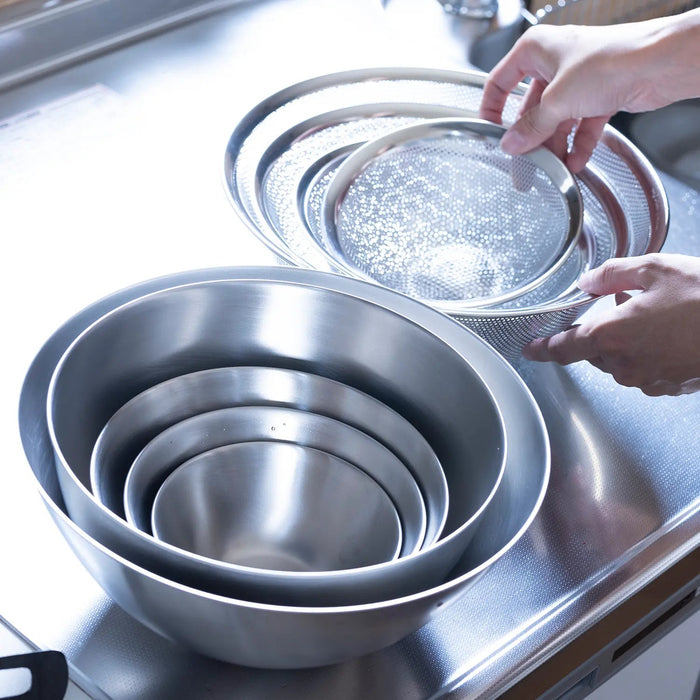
1, 1, 699, 698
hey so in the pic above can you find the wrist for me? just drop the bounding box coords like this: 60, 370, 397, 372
636, 9, 700, 105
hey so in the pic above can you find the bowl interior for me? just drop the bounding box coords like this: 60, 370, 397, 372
19, 264, 549, 667
123, 403, 428, 557
50, 279, 505, 541
151, 440, 403, 572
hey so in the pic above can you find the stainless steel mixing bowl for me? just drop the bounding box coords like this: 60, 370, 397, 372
20, 265, 549, 669
150, 441, 403, 571
92, 366, 443, 544
123, 404, 427, 559
47, 276, 506, 605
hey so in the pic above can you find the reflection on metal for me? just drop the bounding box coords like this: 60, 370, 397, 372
0, 0, 250, 91
437, 0, 499, 18
570, 409, 605, 503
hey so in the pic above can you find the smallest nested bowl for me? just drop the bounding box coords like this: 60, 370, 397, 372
150, 441, 403, 572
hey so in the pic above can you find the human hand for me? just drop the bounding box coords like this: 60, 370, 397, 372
522, 254, 700, 396
479, 10, 700, 172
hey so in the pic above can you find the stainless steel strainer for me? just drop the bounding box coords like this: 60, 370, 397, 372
320, 118, 583, 309
223, 67, 669, 361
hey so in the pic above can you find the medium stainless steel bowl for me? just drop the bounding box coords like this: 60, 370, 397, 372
92, 366, 443, 543
47, 276, 506, 605
124, 404, 427, 559
150, 441, 403, 571
20, 265, 549, 669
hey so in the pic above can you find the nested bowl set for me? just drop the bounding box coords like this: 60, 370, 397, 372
19, 67, 667, 669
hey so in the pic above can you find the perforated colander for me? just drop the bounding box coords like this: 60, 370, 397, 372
320, 118, 582, 309
223, 67, 668, 361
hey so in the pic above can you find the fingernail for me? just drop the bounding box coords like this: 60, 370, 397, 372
577, 270, 594, 291
500, 129, 527, 154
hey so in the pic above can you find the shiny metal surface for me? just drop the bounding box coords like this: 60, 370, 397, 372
224, 66, 518, 274
437, 0, 499, 18
107, 370, 443, 547
20, 265, 549, 670
124, 403, 429, 557
47, 275, 506, 608
223, 66, 668, 361
321, 117, 583, 309
301, 147, 615, 308
257, 103, 479, 274
96, 367, 442, 545
2, 0, 699, 695
150, 440, 404, 571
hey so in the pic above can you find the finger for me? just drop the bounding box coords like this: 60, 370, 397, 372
522, 324, 599, 364
480, 58, 531, 125
499, 105, 554, 155
587, 356, 609, 373
543, 118, 577, 163
515, 79, 546, 121
510, 155, 537, 192
578, 256, 655, 295
509, 85, 565, 190
566, 115, 610, 173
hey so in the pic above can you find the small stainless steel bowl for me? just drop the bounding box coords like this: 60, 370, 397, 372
124, 404, 427, 558
47, 275, 506, 606
150, 441, 403, 571
92, 367, 444, 548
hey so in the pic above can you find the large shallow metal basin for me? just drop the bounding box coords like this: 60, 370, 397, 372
21, 266, 549, 669
46, 275, 505, 605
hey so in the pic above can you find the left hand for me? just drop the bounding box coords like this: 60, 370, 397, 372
522, 253, 700, 396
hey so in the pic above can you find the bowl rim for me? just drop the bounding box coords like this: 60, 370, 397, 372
45, 275, 508, 588
24, 264, 549, 613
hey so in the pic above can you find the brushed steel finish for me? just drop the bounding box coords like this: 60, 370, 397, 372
3, 0, 698, 693
150, 441, 404, 571
22, 266, 548, 669
47, 276, 507, 607
123, 403, 429, 558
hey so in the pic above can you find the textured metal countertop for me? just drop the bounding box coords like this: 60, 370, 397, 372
1, 1, 699, 698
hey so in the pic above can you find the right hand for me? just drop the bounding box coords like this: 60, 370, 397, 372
479, 10, 700, 172
522, 254, 700, 396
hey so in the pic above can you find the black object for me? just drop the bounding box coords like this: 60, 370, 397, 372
0, 651, 68, 700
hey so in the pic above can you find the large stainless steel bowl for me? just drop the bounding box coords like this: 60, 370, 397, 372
20, 266, 549, 669
46, 276, 506, 605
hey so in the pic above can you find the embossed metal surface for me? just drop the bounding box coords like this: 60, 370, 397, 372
1, 0, 699, 697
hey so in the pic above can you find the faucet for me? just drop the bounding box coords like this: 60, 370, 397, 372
436, 0, 499, 18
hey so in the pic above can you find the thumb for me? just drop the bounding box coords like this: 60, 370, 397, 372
500, 102, 561, 155
578, 257, 652, 295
